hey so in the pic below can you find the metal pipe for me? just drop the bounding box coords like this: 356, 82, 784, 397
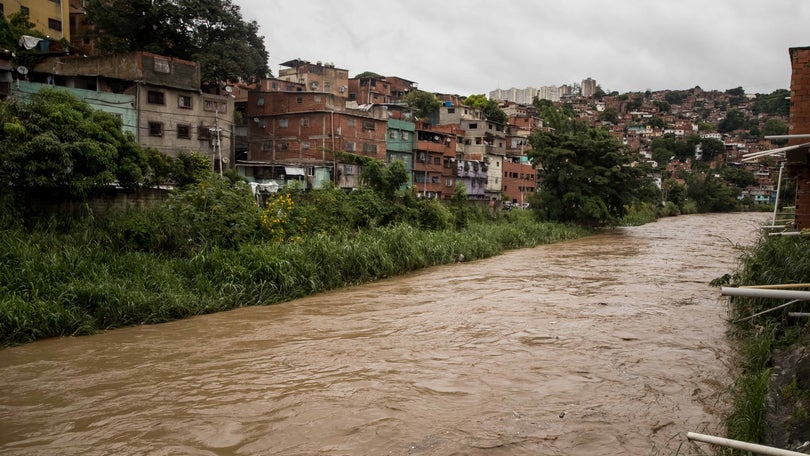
741, 283, 810, 290
687, 432, 806, 455
721, 287, 810, 301
734, 299, 802, 323
788, 312, 810, 318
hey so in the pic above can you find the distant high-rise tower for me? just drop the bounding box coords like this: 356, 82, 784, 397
581, 77, 597, 98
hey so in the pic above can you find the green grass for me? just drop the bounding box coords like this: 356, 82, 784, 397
0, 212, 590, 347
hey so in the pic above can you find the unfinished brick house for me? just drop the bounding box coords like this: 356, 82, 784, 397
242, 90, 388, 189
787, 46, 810, 231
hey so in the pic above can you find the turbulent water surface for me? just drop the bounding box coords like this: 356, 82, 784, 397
0, 213, 767, 455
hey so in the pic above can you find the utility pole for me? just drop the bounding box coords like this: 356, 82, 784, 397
215, 108, 222, 176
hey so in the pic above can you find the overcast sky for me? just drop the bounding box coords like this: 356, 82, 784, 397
237, 0, 808, 96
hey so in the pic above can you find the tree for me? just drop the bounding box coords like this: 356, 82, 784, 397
354, 71, 384, 79
686, 172, 740, 212
463, 94, 507, 124
719, 165, 756, 189
664, 91, 685, 105
600, 107, 619, 124
527, 114, 645, 226
0, 88, 150, 198
762, 118, 789, 145
752, 89, 790, 116
699, 138, 725, 162
718, 109, 746, 133
83, 0, 269, 84
404, 90, 441, 121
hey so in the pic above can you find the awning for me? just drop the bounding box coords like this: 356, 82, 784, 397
285, 166, 305, 176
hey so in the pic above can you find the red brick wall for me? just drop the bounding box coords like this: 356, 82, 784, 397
789, 46, 810, 230
502, 160, 536, 204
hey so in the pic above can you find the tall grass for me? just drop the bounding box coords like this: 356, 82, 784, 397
722, 233, 810, 449
0, 211, 589, 347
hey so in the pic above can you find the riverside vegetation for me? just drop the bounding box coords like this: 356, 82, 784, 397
718, 232, 810, 453
0, 174, 591, 347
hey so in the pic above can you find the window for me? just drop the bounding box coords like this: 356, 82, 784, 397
346, 118, 355, 127
204, 99, 225, 112
345, 142, 355, 151
153, 57, 170, 73
362, 120, 375, 130
445, 178, 453, 187
344, 164, 356, 175
417, 152, 426, 163
148, 122, 163, 137
323, 82, 331, 91
279, 118, 288, 128
402, 131, 410, 140
389, 130, 398, 139
448, 108, 455, 114
177, 124, 191, 139
198, 126, 212, 140
433, 157, 441, 165
307, 167, 315, 176
301, 142, 310, 149
363, 143, 377, 154
296, 96, 303, 104
20, 6, 29, 16
300, 117, 309, 127
469, 123, 478, 129
314, 95, 321, 103
48, 18, 62, 32
178, 95, 192, 109
256, 97, 264, 106
147, 91, 165, 105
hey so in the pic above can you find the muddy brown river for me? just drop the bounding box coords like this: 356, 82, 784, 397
0, 213, 768, 455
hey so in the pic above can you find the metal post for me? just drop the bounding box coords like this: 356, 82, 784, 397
215, 108, 222, 176
721, 287, 810, 301
772, 161, 784, 226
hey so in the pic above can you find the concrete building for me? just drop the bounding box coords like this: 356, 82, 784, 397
30, 52, 233, 169
581, 77, 597, 98
277, 59, 349, 99
2, 0, 70, 41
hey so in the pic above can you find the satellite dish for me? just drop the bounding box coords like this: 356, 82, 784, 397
221, 157, 229, 164
17, 66, 28, 75
224, 86, 233, 93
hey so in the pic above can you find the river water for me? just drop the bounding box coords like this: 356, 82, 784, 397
0, 213, 767, 455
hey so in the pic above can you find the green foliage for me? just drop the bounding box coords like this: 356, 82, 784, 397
662, 178, 687, 207
0, 88, 149, 198
685, 172, 741, 212
719, 109, 746, 133
600, 107, 619, 124
752, 89, 791, 116
528, 111, 647, 226
463, 94, 508, 124
664, 91, 685, 105
173, 151, 213, 187
404, 90, 441, 120
83, 0, 270, 83
699, 137, 725, 162
0, 207, 590, 346
354, 71, 384, 79
720, 165, 756, 189
762, 118, 788, 145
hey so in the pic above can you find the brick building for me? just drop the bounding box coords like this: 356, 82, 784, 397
242, 90, 388, 189
787, 46, 810, 230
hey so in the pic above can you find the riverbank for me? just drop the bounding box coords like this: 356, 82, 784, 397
721, 233, 810, 452
0, 212, 590, 347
